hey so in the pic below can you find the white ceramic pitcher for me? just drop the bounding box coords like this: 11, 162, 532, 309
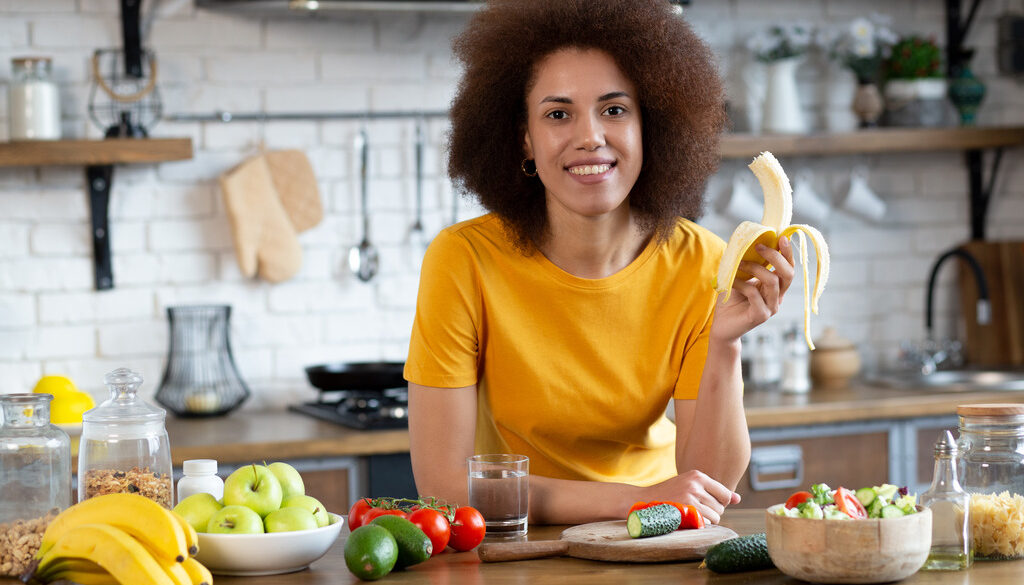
761, 58, 806, 134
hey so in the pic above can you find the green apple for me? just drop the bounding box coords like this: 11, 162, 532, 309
268, 461, 305, 500
282, 494, 330, 527
173, 493, 223, 534
206, 505, 264, 534
264, 507, 319, 533
223, 464, 283, 518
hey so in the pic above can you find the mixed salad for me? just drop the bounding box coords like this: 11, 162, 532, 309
771, 483, 918, 520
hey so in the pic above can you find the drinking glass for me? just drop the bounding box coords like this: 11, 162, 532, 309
467, 454, 529, 538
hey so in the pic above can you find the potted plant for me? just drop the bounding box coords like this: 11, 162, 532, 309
882, 35, 947, 127
827, 15, 899, 127
746, 23, 814, 134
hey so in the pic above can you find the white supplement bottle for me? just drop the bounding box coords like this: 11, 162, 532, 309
177, 459, 224, 502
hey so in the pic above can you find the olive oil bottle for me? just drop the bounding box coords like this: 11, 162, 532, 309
920, 430, 973, 570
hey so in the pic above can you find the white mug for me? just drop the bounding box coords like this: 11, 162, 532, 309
839, 168, 887, 222
792, 170, 831, 224
718, 174, 764, 223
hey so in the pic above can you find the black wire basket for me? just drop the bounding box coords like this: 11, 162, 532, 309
155, 305, 250, 418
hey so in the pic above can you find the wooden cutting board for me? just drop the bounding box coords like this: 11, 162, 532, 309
958, 240, 1024, 366
477, 521, 737, 563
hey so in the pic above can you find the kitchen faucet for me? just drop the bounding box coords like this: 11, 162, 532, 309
916, 246, 991, 374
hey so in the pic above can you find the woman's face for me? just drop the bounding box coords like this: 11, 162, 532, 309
523, 48, 643, 222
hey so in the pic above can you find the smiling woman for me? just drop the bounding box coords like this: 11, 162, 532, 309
404, 0, 797, 527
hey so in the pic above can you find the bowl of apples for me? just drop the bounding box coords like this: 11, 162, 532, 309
173, 462, 345, 576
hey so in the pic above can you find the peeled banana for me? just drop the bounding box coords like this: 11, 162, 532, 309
38, 493, 190, 564
715, 152, 830, 349
36, 524, 176, 585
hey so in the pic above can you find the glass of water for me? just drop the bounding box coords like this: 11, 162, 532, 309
467, 454, 529, 538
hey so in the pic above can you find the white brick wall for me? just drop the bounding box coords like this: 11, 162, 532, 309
1, 1, 1023, 408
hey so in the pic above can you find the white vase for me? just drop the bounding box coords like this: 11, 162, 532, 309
762, 58, 806, 134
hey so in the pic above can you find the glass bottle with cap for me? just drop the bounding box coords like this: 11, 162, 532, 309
920, 430, 973, 570
8, 56, 61, 140
78, 368, 174, 508
0, 394, 71, 525
177, 459, 224, 502
956, 403, 1024, 560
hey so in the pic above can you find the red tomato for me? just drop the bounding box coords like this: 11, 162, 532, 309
785, 491, 814, 510
679, 505, 705, 530
448, 506, 486, 552
407, 508, 450, 556
835, 487, 867, 519
363, 508, 408, 523
347, 498, 374, 530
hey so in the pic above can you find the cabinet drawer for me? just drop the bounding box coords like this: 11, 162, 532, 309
735, 429, 891, 509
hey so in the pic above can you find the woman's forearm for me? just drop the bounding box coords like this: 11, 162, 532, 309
677, 338, 750, 490
529, 475, 644, 524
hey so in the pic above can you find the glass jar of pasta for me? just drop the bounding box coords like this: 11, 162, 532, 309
956, 403, 1024, 560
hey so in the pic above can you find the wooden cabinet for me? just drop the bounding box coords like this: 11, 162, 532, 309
301, 468, 352, 515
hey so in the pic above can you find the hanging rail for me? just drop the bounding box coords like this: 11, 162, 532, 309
164, 110, 450, 123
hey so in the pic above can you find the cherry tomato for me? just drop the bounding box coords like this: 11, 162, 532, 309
363, 508, 408, 523
679, 505, 705, 530
407, 508, 450, 556
785, 491, 814, 509
835, 487, 867, 519
448, 506, 486, 552
347, 498, 374, 530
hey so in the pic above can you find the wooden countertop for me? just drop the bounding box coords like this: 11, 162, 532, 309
149, 384, 1024, 465
203, 509, 1021, 585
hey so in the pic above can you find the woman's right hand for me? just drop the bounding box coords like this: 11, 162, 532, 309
640, 470, 740, 525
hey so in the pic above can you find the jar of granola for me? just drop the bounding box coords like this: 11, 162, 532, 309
78, 368, 173, 508
0, 394, 69, 576
956, 403, 1024, 560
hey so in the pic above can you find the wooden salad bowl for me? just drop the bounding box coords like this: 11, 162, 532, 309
765, 507, 932, 584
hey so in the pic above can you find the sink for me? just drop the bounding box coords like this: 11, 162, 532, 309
872, 368, 1024, 392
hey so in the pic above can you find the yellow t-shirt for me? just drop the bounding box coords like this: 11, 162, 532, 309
404, 214, 725, 486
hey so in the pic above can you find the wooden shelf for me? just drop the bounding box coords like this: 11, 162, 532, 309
0, 137, 193, 167
720, 126, 1024, 159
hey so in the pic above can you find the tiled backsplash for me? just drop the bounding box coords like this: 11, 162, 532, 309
1, 1, 1023, 407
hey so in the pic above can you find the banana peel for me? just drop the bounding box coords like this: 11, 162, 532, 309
714, 152, 830, 350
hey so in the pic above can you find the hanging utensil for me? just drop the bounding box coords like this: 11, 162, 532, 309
410, 118, 427, 247
348, 129, 379, 282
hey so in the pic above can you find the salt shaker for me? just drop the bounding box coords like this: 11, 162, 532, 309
750, 332, 781, 391
779, 325, 810, 394
920, 430, 973, 570
8, 56, 61, 140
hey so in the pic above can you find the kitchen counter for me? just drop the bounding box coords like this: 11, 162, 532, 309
155, 384, 1024, 466
210, 509, 1020, 585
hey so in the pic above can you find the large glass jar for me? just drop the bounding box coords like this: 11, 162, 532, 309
956, 403, 1024, 560
78, 368, 173, 508
7, 56, 61, 141
0, 394, 71, 523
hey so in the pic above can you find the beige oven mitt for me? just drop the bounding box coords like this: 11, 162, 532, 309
220, 155, 302, 283
264, 150, 323, 233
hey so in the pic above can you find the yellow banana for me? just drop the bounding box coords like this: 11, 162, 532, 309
169, 507, 200, 557
36, 524, 175, 585
715, 151, 830, 349
181, 557, 214, 585
161, 560, 193, 585
44, 570, 120, 585
37, 493, 189, 563
37, 557, 108, 581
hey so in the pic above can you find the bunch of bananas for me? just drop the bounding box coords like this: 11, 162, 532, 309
24, 493, 213, 585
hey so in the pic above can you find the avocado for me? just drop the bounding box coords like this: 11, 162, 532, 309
369, 515, 432, 569
703, 533, 774, 573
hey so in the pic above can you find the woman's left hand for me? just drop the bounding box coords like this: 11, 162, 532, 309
711, 236, 796, 343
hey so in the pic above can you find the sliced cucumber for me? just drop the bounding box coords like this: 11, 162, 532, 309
626, 504, 681, 538
868, 497, 884, 518
880, 505, 906, 518
854, 487, 876, 507
703, 533, 774, 573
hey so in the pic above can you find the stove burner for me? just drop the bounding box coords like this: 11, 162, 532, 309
289, 387, 409, 430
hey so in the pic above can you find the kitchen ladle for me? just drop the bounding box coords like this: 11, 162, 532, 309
348, 129, 379, 282
409, 119, 427, 247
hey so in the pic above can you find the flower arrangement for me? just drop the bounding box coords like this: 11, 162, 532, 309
826, 15, 899, 84
748, 23, 813, 63
885, 35, 943, 80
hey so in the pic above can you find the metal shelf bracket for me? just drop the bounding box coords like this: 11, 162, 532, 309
86, 165, 115, 290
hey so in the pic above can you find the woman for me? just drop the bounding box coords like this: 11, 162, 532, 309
404, 0, 795, 526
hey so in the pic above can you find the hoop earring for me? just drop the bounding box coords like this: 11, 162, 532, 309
521, 158, 538, 177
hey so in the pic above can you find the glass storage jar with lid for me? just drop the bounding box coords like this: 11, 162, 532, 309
0, 394, 71, 525
956, 403, 1024, 560
78, 368, 173, 508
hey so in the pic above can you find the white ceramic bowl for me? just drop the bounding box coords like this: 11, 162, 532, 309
765, 506, 932, 584
194, 512, 344, 576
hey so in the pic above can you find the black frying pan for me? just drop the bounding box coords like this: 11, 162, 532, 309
304, 362, 406, 392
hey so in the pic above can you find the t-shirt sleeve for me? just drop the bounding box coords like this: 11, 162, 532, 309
673, 299, 715, 400
673, 225, 726, 400
404, 229, 482, 388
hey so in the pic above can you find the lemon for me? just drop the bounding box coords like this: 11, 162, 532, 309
49, 391, 95, 424
32, 375, 79, 396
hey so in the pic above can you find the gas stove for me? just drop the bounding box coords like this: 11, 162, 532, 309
289, 388, 409, 430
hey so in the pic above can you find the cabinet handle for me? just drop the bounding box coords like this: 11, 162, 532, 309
749, 445, 804, 491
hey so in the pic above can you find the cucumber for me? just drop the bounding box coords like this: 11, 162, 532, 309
626, 504, 681, 538
854, 487, 876, 507
703, 533, 774, 573
880, 505, 906, 519
868, 497, 884, 518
